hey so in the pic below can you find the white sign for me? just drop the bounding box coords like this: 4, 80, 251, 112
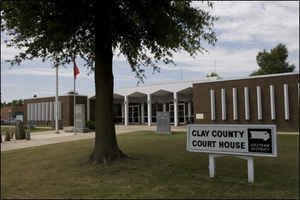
196, 113, 204, 119
187, 124, 277, 157
16, 115, 23, 122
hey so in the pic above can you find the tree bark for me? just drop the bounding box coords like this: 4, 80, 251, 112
89, 1, 126, 164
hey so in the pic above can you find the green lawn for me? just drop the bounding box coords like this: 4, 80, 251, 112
1, 131, 299, 199
1, 127, 53, 135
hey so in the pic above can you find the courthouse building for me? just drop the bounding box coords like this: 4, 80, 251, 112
23, 72, 299, 131
89, 72, 299, 131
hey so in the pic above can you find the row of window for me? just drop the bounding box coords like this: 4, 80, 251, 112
27, 102, 62, 121
210, 83, 299, 121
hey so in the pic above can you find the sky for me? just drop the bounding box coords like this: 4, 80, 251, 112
1, 1, 299, 102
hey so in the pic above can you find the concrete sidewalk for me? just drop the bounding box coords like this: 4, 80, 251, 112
0, 125, 186, 152
1, 125, 297, 152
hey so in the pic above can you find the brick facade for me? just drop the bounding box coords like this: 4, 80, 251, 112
193, 73, 299, 131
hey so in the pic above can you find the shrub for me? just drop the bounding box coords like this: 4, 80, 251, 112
86, 121, 95, 130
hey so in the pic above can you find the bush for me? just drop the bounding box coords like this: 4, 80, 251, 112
86, 121, 95, 130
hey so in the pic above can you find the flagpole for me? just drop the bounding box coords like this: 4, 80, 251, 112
55, 65, 59, 133
74, 71, 76, 134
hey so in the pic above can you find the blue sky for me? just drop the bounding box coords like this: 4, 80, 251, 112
1, 1, 299, 102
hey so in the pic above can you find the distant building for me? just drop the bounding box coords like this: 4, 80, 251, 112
24, 93, 88, 127
1, 106, 25, 121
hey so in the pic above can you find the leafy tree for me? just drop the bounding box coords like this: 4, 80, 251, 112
206, 72, 220, 78
250, 43, 295, 76
1, 1, 217, 163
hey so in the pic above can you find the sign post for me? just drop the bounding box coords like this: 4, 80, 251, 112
187, 124, 277, 183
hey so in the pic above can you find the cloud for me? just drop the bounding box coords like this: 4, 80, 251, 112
2, 66, 90, 79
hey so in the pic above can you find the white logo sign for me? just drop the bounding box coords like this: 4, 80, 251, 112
249, 131, 270, 141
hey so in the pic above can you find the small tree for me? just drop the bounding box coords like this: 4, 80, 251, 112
250, 43, 295, 76
206, 72, 220, 78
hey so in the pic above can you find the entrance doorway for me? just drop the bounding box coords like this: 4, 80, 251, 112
169, 103, 185, 124
129, 105, 140, 123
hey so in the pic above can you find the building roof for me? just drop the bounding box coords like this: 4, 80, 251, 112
89, 72, 299, 99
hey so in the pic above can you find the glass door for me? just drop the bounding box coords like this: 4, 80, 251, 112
129, 105, 140, 124
169, 103, 185, 124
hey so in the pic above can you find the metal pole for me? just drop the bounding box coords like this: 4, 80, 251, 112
55, 65, 59, 133
74, 75, 76, 134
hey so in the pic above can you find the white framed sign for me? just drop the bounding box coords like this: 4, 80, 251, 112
196, 113, 204, 119
187, 124, 277, 157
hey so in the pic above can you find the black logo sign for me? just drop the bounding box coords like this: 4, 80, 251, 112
248, 128, 272, 154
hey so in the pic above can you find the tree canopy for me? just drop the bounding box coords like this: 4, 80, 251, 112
1, 0, 218, 163
206, 72, 220, 78
250, 43, 295, 76
1, 1, 217, 81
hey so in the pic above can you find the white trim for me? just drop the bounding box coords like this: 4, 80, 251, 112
45, 102, 49, 121
174, 92, 178, 127
244, 87, 250, 120
50, 102, 53, 121
232, 88, 238, 120
124, 96, 128, 126
147, 94, 151, 126
34, 103, 38, 121
192, 72, 299, 85
283, 84, 289, 120
270, 85, 276, 120
256, 86, 262, 120
221, 88, 226, 120
210, 89, 215, 120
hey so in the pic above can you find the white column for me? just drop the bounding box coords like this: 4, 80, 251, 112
221, 88, 226, 120
58, 101, 62, 120
141, 103, 145, 124
27, 104, 30, 121
188, 102, 191, 122
50, 102, 53, 121
124, 96, 128, 126
270, 85, 276, 120
244, 87, 250, 120
283, 84, 289, 120
35, 103, 38, 121
163, 103, 166, 112
87, 98, 90, 121
256, 86, 262, 120
147, 94, 152, 126
232, 88, 238, 120
174, 92, 178, 127
45, 102, 49, 121
210, 89, 215, 120
41, 102, 45, 121
38, 103, 42, 121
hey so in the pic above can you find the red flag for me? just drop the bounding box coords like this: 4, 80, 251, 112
73, 57, 80, 79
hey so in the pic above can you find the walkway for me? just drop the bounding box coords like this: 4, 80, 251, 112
1, 125, 186, 152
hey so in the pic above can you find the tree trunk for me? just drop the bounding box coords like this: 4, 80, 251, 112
89, 1, 126, 164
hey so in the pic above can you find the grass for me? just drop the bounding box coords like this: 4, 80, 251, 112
1, 131, 299, 199
1, 127, 53, 135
